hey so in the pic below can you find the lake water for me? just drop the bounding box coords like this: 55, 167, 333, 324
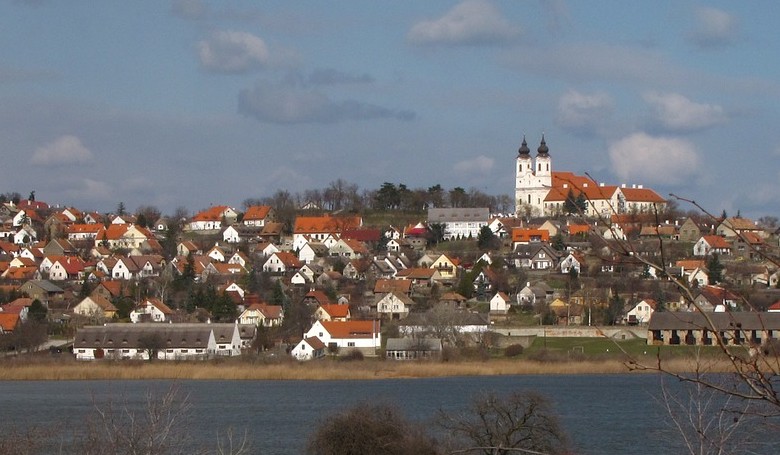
1, 374, 778, 454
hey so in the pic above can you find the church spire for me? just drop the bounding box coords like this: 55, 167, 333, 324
518, 135, 530, 156
537, 134, 549, 156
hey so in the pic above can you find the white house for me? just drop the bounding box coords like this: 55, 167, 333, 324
130, 298, 173, 323
291, 336, 326, 361
73, 323, 242, 360
427, 207, 490, 240
222, 226, 241, 244
625, 299, 656, 325
375, 292, 415, 320
489, 292, 511, 314
302, 320, 381, 356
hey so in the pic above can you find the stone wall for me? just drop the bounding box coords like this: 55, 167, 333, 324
491, 326, 647, 340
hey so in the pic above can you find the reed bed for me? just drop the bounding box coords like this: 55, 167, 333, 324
0, 356, 734, 381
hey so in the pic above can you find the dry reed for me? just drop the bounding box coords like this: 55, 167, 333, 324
0, 356, 734, 381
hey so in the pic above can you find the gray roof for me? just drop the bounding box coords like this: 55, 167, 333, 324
648, 312, 780, 331
386, 337, 442, 352
428, 207, 490, 223
24, 280, 64, 293
75, 324, 215, 350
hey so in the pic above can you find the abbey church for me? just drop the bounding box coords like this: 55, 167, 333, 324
515, 136, 666, 217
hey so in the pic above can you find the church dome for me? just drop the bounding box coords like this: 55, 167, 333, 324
518, 136, 530, 156
537, 135, 549, 156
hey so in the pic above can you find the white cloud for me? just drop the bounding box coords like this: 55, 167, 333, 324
556, 90, 614, 132
31, 135, 93, 166
407, 0, 520, 46
643, 92, 726, 131
453, 155, 494, 174
198, 30, 269, 73
608, 133, 699, 185
689, 7, 738, 49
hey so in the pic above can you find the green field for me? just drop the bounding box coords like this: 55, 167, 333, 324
523, 337, 733, 361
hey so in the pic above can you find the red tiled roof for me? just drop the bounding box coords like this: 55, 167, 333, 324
512, 228, 550, 243
243, 205, 271, 221
701, 235, 731, 249
321, 320, 379, 338
294, 215, 362, 234
0, 313, 20, 332
320, 303, 350, 319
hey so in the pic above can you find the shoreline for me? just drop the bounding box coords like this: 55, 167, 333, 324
0, 357, 732, 381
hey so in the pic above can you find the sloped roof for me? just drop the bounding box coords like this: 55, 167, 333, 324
649, 312, 780, 331
512, 228, 550, 243
701, 235, 731, 249
0, 313, 20, 332
321, 320, 380, 338
294, 215, 362, 234
243, 205, 272, 221
619, 187, 666, 203
319, 303, 350, 319
374, 279, 412, 294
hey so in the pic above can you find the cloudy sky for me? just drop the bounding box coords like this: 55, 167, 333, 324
1, 1, 778, 218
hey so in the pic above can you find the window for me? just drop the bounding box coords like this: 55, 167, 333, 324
347, 342, 355, 347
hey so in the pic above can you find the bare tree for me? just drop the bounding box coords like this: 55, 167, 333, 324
307, 402, 439, 455
437, 390, 570, 455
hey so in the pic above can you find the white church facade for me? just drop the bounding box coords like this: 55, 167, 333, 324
515, 135, 666, 218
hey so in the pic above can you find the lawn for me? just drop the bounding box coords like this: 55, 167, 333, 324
523, 337, 732, 361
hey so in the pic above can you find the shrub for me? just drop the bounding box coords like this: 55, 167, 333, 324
307, 403, 438, 455
340, 349, 364, 361
504, 344, 524, 357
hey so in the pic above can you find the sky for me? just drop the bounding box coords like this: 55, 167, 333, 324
1, 0, 779, 219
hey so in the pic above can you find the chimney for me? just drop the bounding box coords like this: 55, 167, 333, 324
621, 184, 627, 188
583, 183, 588, 188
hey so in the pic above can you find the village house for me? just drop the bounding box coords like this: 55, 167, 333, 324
237, 302, 284, 327
73, 294, 118, 320
74, 323, 244, 360
427, 207, 490, 240
130, 298, 174, 323
375, 292, 415, 319
693, 235, 732, 257
187, 206, 238, 231
301, 320, 381, 357
242, 205, 273, 227
314, 303, 351, 322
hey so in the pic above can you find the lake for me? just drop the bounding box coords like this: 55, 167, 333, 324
1, 374, 777, 454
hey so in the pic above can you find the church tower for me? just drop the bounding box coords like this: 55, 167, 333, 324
515, 135, 552, 216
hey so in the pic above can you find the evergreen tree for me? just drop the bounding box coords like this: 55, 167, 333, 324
28, 299, 48, 323
563, 189, 578, 214
477, 225, 497, 250
707, 254, 724, 284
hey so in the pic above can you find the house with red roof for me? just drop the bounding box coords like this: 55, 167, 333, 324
242, 205, 273, 227
238, 302, 283, 327
262, 252, 301, 274
291, 336, 326, 361
314, 303, 351, 322
693, 235, 732, 257
130, 298, 173, 323
293, 214, 363, 246
187, 206, 238, 231
302, 320, 381, 356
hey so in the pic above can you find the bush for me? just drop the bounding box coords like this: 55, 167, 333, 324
307, 403, 438, 455
340, 349, 364, 361
504, 344, 524, 357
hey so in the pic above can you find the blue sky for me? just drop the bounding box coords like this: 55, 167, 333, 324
1, 0, 778, 219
